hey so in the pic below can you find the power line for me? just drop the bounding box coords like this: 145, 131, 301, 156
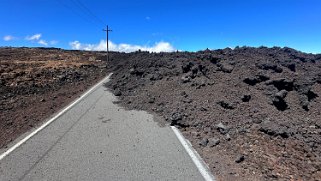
55, 0, 103, 29
71, 0, 106, 26
56, 0, 101, 29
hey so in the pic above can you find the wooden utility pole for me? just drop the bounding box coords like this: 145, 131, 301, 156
103, 25, 112, 61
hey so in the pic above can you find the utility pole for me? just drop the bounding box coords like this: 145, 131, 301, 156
103, 25, 112, 61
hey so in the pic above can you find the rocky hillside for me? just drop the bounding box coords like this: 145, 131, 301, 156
0, 47, 107, 148
1, 46, 320, 180
105, 47, 321, 180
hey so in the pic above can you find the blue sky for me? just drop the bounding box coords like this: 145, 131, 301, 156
1, 0, 321, 53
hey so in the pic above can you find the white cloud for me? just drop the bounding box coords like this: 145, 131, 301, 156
50, 40, 58, 45
3, 33, 58, 47
26, 34, 41, 41
69, 40, 175, 53
3, 35, 15, 41
70, 41, 82, 50
38, 40, 48, 46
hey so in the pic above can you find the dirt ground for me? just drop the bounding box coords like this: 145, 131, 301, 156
105, 47, 321, 181
1, 47, 321, 180
0, 47, 108, 149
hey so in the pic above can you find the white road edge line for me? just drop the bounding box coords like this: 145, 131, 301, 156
171, 126, 216, 181
0, 73, 113, 161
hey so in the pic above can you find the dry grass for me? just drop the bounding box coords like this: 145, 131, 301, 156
2, 60, 91, 69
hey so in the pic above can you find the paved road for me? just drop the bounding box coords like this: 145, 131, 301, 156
0, 75, 208, 181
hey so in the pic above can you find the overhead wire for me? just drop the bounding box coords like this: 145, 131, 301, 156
71, 0, 106, 26
55, 0, 105, 29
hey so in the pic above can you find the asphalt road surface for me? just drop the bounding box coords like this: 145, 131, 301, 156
0, 74, 214, 181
